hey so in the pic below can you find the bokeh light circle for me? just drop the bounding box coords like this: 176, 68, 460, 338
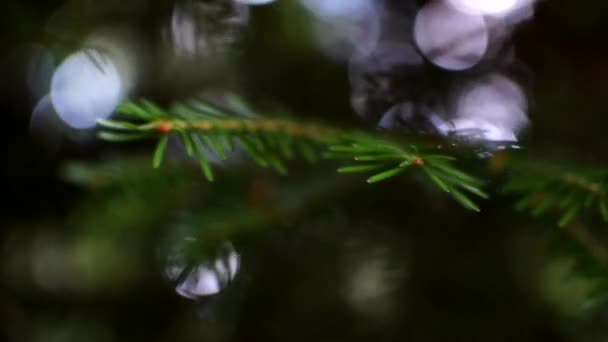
414, 0, 488, 71
50, 50, 123, 129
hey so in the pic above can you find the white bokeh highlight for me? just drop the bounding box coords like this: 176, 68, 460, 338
50, 50, 123, 129
166, 241, 240, 299
235, 0, 276, 5
299, 0, 380, 60
168, 1, 249, 59
439, 74, 529, 142
300, 0, 370, 17
448, 0, 530, 16
414, 0, 488, 70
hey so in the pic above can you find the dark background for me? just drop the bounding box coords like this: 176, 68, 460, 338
1, 0, 608, 341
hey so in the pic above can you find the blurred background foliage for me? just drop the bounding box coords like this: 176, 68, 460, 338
2, 0, 608, 341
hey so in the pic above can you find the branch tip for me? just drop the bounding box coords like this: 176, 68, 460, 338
413, 157, 424, 166
155, 120, 173, 134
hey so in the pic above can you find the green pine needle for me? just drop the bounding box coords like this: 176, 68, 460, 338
297, 142, 318, 163
423, 167, 451, 193
117, 101, 157, 120
559, 204, 581, 227
455, 182, 489, 199
153, 135, 169, 168
141, 99, 166, 118
179, 131, 194, 156
192, 138, 215, 181
209, 134, 228, 160
278, 137, 295, 160
449, 186, 481, 212
236, 137, 269, 168
267, 156, 288, 175
98, 131, 151, 142
600, 201, 608, 222
367, 167, 406, 184
531, 195, 557, 216
354, 154, 404, 161
337, 164, 386, 174
97, 119, 139, 130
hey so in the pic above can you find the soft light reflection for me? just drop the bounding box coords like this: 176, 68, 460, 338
448, 0, 526, 16
299, 0, 380, 60
27, 45, 55, 102
168, 0, 249, 59
31, 233, 138, 294
414, 0, 488, 70
84, 29, 141, 94
442, 74, 529, 142
347, 251, 398, 318
50, 49, 123, 129
28, 318, 114, 342
166, 241, 240, 299
349, 41, 424, 119
31, 234, 72, 293
300, 0, 371, 18
29, 95, 63, 153
235, 0, 276, 5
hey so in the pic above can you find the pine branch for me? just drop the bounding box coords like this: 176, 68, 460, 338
564, 224, 608, 269
552, 223, 608, 310
96, 96, 487, 211
504, 158, 608, 226
502, 158, 608, 309
90, 97, 608, 311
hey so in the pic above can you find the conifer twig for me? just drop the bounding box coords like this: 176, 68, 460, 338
97, 96, 487, 211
